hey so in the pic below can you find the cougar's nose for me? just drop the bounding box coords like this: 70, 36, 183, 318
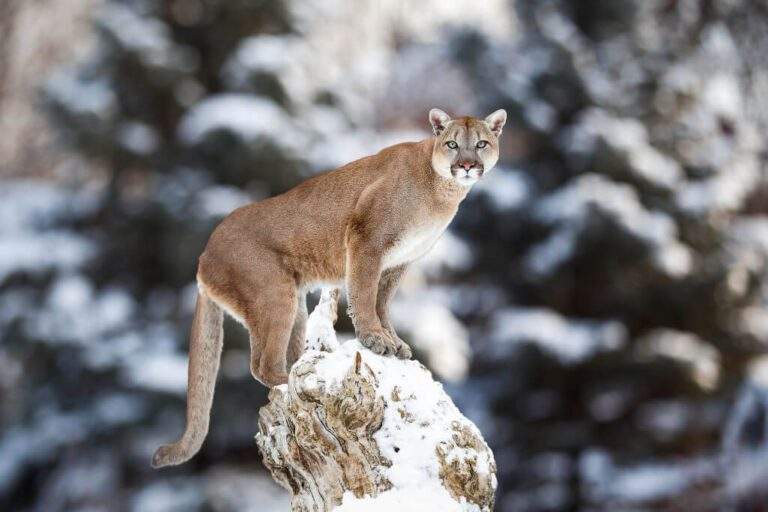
460, 161, 475, 171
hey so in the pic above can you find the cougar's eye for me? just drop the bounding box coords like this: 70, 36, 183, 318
476, 140, 488, 149
446, 141, 458, 150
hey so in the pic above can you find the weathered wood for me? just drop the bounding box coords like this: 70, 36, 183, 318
256, 287, 497, 511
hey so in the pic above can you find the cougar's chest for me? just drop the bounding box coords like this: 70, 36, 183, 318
383, 218, 451, 269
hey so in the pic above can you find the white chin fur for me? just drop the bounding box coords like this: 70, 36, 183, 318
456, 175, 479, 187
453, 168, 481, 187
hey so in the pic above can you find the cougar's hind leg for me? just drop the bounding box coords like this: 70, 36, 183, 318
244, 279, 298, 387
286, 293, 308, 369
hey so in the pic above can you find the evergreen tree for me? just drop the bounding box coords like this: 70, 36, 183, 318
446, 1, 768, 509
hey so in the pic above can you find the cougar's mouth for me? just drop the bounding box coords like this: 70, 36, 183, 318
451, 165, 484, 181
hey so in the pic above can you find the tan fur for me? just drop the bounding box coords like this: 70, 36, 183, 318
151, 108, 506, 468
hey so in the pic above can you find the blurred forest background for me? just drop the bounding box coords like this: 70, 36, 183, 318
2, 0, 768, 511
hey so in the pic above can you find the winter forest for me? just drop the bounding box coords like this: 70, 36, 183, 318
2, 0, 768, 510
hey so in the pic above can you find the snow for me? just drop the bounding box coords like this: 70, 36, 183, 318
0, 182, 96, 284
305, 127, 427, 172
389, 300, 470, 382
0, 233, 95, 283
222, 35, 296, 90
0, 181, 83, 230
123, 352, 189, 395
473, 168, 531, 211
747, 357, 768, 389
676, 157, 760, 214
16, 0, 768, 508
97, 2, 197, 73
131, 479, 204, 512
0, 396, 145, 496
45, 71, 116, 118
703, 74, 742, 118
563, 108, 683, 191
411, 229, 474, 279
721, 378, 768, 501
580, 449, 715, 504
525, 227, 577, 277
729, 216, 768, 256
203, 467, 291, 512
635, 329, 721, 391
117, 121, 160, 155
195, 185, 253, 219
177, 94, 297, 146
304, 288, 341, 352
12, 261, 189, 394
528, 174, 692, 278
723, 447, 768, 501
98, 3, 171, 54
303, 339, 494, 511
29, 277, 135, 346
227, 35, 293, 75
651, 35, 763, 217
236, 0, 514, 123
524, 99, 557, 131
383, 220, 452, 269
606, 464, 693, 502
46, 273, 93, 312
535, 174, 672, 240
283, 299, 496, 511
735, 304, 768, 343
383, 0, 515, 44
336, 487, 474, 512
386, 236, 474, 382
488, 307, 627, 364
654, 243, 694, 278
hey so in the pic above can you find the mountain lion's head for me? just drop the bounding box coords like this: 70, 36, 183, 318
429, 108, 506, 187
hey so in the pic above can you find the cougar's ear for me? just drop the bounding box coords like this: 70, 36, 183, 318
485, 109, 507, 137
429, 108, 451, 136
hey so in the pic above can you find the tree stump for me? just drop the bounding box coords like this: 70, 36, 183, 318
256, 288, 497, 511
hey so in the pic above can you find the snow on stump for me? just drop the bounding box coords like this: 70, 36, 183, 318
255, 288, 497, 511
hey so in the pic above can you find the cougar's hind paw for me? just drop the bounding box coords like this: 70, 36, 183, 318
257, 361, 289, 387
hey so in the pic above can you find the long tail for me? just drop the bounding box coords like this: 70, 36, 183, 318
152, 291, 224, 468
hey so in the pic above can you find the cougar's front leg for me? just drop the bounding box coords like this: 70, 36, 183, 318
345, 238, 398, 356
376, 264, 411, 359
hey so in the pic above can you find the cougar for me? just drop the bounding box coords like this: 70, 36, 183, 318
151, 108, 506, 468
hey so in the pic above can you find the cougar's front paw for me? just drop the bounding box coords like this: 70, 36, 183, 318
385, 328, 412, 359
359, 328, 398, 356
394, 339, 412, 359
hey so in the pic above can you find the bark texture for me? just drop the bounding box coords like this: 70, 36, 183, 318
256, 288, 496, 511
